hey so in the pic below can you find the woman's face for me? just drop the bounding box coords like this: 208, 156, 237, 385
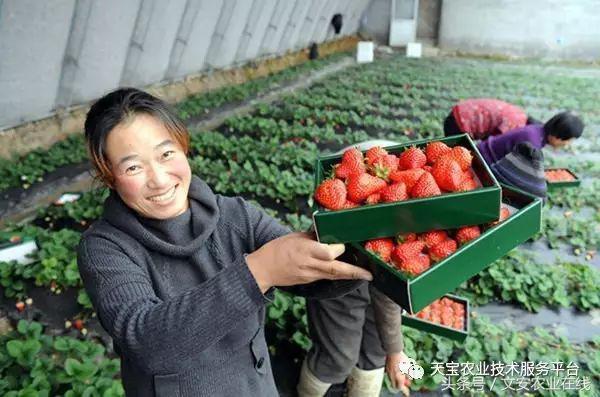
547, 135, 573, 148
105, 113, 192, 220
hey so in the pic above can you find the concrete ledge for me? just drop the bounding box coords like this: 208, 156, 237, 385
0, 35, 360, 160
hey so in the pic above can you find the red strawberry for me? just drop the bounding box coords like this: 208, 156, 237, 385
456, 176, 478, 192
452, 302, 465, 317
315, 179, 347, 210
441, 307, 454, 326
490, 206, 511, 226
346, 173, 387, 203
455, 225, 481, 245
365, 146, 388, 166
430, 239, 458, 262
416, 311, 430, 320
396, 233, 417, 243
419, 230, 448, 249
423, 165, 433, 173
380, 182, 408, 203
365, 193, 381, 205
410, 172, 441, 198
441, 297, 453, 306
421, 306, 432, 315
334, 148, 366, 179
399, 253, 431, 276
432, 156, 463, 192
398, 146, 427, 170
447, 146, 473, 171
388, 168, 425, 190
500, 206, 510, 221
365, 238, 395, 262
425, 141, 452, 164
343, 200, 360, 209
370, 154, 399, 180
73, 319, 84, 330
15, 301, 25, 312
391, 241, 426, 266
453, 317, 465, 330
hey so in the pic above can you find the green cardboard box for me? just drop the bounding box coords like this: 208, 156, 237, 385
545, 168, 581, 190
401, 294, 470, 342
347, 184, 542, 314
312, 134, 501, 244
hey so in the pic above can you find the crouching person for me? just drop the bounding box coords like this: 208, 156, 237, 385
297, 140, 411, 397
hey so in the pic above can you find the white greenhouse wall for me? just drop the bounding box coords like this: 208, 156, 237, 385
0, 0, 368, 129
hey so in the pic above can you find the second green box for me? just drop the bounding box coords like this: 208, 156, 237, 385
346, 184, 542, 314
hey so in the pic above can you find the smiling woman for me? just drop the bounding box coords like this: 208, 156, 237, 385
77, 88, 372, 396
103, 113, 192, 220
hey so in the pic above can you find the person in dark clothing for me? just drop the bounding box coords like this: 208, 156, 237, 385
77, 87, 373, 396
297, 141, 411, 397
476, 110, 584, 167
490, 142, 547, 199
331, 14, 343, 34
443, 98, 528, 140
542, 111, 584, 147
309, 42, 319, 60
443, 98, 584, 145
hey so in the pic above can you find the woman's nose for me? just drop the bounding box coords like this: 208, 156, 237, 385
147, 163, 171, 188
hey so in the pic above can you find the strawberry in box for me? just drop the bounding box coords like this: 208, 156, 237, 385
401, 294, 470, 341
545, 169, 576, 182
413, 297, 466, 331
349, 184, 541, 314
363, 203, 513, 278
544, 168, 581, 190
311, 134, 502, 244
315, 141, 481, 211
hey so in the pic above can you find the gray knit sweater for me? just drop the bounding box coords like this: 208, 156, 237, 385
77, 175, 364, 396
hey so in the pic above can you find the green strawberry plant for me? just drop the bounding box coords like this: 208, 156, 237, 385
0, 320, 124, 397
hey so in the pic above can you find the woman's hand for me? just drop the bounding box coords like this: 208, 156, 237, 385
245, 231, 372, 293
386, 351, 411, 395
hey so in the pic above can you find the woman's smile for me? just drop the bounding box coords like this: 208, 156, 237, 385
147, 184, 178, 204
106, 113, 192, 219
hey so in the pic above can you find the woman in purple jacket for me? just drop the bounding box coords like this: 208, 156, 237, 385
477, 111, 584, 166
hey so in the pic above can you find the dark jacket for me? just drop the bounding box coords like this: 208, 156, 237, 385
77, 175, 362, 396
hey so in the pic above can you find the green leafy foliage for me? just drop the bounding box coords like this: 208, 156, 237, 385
456, 251, 600, 312
0, 134, 88, 192
1, 50, 599, 396
401, 316, 599, 396
0, 320, 123, 397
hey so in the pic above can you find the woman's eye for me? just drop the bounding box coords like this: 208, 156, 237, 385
163, 150, 175, 159
126, 165, 140, 173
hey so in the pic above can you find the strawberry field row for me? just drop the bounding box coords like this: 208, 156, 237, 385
175, 52, 348, 121
0, 320, 123, 396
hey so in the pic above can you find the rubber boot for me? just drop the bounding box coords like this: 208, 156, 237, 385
297, 359, 332, 397
345, 366, 385, 397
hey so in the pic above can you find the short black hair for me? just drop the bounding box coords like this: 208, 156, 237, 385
84, 87, 189, 188
543, 111, 584, 140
